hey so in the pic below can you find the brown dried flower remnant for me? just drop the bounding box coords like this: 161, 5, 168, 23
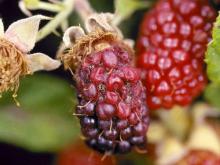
0, 38, 30, 97
0, 15, 61, 99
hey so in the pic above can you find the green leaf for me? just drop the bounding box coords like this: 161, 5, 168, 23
0, 74, 79, 152
114, 0, 153, 25
205, 13, 220, 83
204, 83, 220, 110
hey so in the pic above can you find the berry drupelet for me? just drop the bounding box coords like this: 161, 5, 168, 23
60, 14, 149, 154
136, 0, 216, 110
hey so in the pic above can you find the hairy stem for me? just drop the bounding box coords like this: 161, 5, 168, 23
38, 1, 64, 12
37, 0, 74, 41
74, 0, 95, 21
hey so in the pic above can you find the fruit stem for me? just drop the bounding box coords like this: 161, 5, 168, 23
37, 0, 74, 41
37, 1, 64, 12
74, 0, 95, 22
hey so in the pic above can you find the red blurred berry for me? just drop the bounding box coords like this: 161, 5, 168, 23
176, 150, 220, 165
57, 141, 115, 165
136, 0, 216, 110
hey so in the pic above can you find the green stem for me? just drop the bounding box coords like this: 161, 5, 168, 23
37, 1, 64, 12
37, 0, 74, 41
113, 0, 154, 26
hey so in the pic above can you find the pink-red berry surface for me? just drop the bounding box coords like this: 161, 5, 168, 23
136, 0, 216, 110
176, 150, 220, 165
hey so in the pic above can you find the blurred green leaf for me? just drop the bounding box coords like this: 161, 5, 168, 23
205, 13, 220, 83
0, 74, 80, 152
205, 83, 220, 110
0, 74, 77, 115
114, 0, 152, 25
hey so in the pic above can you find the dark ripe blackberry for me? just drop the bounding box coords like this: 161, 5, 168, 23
61, 23, 149, 154
82, 128, 98, 138
85, 138, 97, 150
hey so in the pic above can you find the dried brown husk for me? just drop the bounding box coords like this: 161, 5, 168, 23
59, 30, 134, 73
0, 38, 30, 96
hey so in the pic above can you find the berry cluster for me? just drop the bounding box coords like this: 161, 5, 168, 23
75, 44, 149, 154
136, 0, 216, 109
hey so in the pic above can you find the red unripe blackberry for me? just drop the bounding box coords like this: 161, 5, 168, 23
136, 0, 216, 110
61, 22, 149, 154
177, 150, 220, 165
57, 141, 115, 165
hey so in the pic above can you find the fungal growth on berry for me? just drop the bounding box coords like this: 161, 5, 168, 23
136, 0, 216, 110
0, 15, 61, 99
59, 13, 149, 154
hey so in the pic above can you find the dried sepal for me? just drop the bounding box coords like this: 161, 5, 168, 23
85, 13, 123, 38
60, 29, 133, 72
5, 15, 51, 53
124, 39, 134, 48
60, 29, 117, 70
27, 53, 61, 72
0, 38, 30, 96
0, 19, 4, 37
63, 26, 85, 47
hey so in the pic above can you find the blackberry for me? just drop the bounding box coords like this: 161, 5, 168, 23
136, 0, 216, 110
60, 14, 149, 154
